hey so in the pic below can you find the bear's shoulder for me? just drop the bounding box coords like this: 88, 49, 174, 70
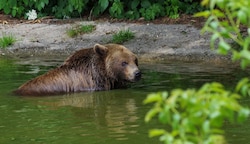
63, 48, 95, 66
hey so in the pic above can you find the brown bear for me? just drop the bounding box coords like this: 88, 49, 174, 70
15, 44, 141, 96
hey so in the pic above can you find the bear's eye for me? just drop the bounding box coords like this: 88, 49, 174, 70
122, 62, 128, 67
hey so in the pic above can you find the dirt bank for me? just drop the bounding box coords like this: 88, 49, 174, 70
0, 20, 229, 63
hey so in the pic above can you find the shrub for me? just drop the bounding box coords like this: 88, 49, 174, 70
196, 0, 250, 69
139, 3, 165, 20
144, 0, 250, 143
0, 0, 87, 19
0, 0, 49, 18
0, 0, 204, 20
144, 82, 249, 144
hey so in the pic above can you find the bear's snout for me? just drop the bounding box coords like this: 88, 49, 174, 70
127, 69, 141, 82
134, 70, 141, 81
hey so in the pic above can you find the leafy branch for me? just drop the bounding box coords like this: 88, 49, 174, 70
144, 82, 250, 144
196, 0, 250, 69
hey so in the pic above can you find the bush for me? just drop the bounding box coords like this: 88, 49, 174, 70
0, 0, 87, 19
0, 0, 204, 20
0, 0, 49, 18
196, 0, 250, 69
144, 82, 249, 144
144, 0, 250, 143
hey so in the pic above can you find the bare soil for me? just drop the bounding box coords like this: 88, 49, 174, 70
0, 13, 230, 63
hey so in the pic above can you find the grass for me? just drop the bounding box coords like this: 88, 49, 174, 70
0, 34, 16, 49
67, 29, 78, 37
67, 24, 96, 37
111, 29, 135, 44
80, 25, 96, 33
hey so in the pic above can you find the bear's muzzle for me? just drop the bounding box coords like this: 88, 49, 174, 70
134, 70, 141, 81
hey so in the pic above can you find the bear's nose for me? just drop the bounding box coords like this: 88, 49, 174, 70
134, 70, 141, 80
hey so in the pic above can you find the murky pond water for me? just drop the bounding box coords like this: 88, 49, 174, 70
0, 56, 250, 144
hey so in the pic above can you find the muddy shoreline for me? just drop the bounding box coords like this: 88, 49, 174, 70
0, 21, 230, 63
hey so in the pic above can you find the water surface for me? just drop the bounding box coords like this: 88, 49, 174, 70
0, 56, 249, 144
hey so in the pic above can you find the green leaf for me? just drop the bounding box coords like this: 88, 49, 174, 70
237, 9, 247, 24
23, 0, 29, 6
160, 134, 175, 144
149, 129, 166, 137
210, 33, 220, 49
4, 6, 11, 14
209, 21, 219, 29
202, 120, 210, 133
141, 0, 151, 8
172, 113, 181, 128
0, 0, 5, 9
217, 40, 231, 55
131, 0, 139, 10
243, 37, 250, 50
109, 0, 124, 18
232, 50, 241, 61
161, 91, 168, 99
92, 5, 101, 16
210, 111, 220, 119
212, 9, 225, 18
145, 108, 161, 122
235, 78, 249, 93
220, 28, 230, 38
40, 1, 45, 9
159, 111, 170, 124
237, 108, 250, 123
240, 50, 250, 60
99, 0, 109, 11
241, 85, 249, 96
209, 0, 216, 9
194, 11, 211, 18
11, 8, 17, 17
240, 59, 249, 69
143, 93, 162, 104
201, 0, 209, 6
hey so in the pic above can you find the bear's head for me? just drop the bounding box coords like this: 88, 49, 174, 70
94, 44, 141, 82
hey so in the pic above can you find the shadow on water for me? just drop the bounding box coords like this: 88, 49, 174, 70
0, 56, 250, 144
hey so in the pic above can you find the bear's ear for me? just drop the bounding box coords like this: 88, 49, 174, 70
94, 44, 108, 56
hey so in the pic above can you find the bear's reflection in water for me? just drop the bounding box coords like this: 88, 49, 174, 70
40, 90, 139, 139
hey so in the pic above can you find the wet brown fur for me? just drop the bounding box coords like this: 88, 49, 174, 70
15, 44, 140, 96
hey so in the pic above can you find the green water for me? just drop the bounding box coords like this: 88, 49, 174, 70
0, 56, 250, 144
